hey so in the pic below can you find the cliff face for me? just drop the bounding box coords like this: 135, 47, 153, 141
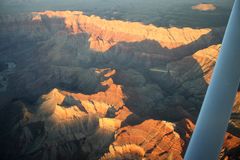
0, 70, 129, 160
102, 119, 184, 160
1, 11, 222, 57
0, 10, 239, 160
32, 11, 212, 52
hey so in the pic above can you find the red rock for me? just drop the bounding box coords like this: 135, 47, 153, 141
32, 11, 212, 52
102, 119, 184, 160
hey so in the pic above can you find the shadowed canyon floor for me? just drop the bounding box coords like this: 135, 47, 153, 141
0, 11, 240, 160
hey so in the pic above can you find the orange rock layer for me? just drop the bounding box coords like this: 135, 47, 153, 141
192, 3, 216, 11
32, 11, 211, 52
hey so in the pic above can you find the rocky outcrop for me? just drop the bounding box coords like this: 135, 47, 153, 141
0, 10, 221, 56
101, 118, 240, 160
192, 3, 217, 11
101, 144, 145, 160
168, 44, 220, 93
149, 44, 221, 110
32, 11, 212, 52
0, 69, 134, 160
102, 119, 184, 160
0, 9, 239, 160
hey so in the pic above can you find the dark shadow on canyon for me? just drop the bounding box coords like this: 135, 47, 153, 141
0, 15, 234, 160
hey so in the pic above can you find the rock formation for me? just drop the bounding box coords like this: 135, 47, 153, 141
0, 69, 135, 160
192, 3, 217, 11
102, 119, 184, 160
0, 10, 239, 160
32, 11, 212, 52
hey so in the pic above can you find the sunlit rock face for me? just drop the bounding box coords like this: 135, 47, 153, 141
0, 9, 239, 160
173, 44, 220, 100
0, 69, 134, 160
102, 119, 184, 160
101, 119, 240, 160
32, 11, 213, 52
0, 11, 222, 60
0, 10, 224, 107
192, 3, 217, 11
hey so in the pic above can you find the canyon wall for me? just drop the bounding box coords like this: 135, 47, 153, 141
0, 11, 239, 160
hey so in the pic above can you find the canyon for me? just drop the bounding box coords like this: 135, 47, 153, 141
0, 10, 239, 160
